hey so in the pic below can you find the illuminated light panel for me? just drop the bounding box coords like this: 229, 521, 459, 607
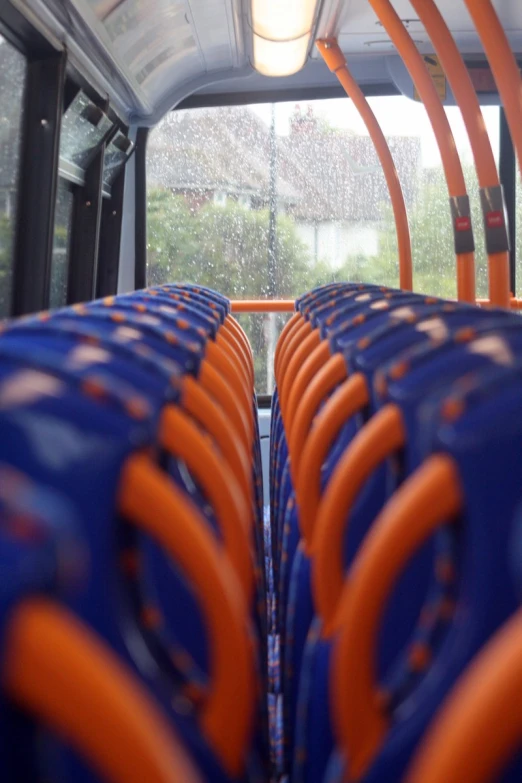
253, 33, 311, 77
251, 0, 317, 41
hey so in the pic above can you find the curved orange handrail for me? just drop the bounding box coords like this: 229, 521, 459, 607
217, 327, 253, 391
3, 599, 202, 783
275, 313, 305, 382
276, 319, 312, 394
296, 373, 370, 549
275, 311, 302, 375
313, 403, 404, 635
181, 376, 253, 513
409, 0, 510, 308
161, 406, 253, 602
280, 329, 323, 427
205, 341, 252, 432
317, 40, 413, 292
286, 342, 338, 452
367, 0, 476, 303
332, 455, 462, 780
463, 0, 522, 180
230, 300, 295, 313
289, 353, 347, 486
221, 320, 254, 388
225, 315, 254, 369
199, 359, 252, 453
120, 454, 255, 777
405, 608, 522, 783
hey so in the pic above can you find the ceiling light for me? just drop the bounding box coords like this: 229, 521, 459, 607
251, 0, 319, 77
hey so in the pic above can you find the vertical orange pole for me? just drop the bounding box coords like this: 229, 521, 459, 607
367, 0, 476, 303
463, 0, 522, 182
316, 40, 413, 292
409, 0, 510, 308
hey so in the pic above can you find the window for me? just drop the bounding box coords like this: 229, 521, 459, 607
147, 98, 500, 393
0, 34, 26, 317
50, 179, 73, 308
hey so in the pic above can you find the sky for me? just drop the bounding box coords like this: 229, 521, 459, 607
251, 97, 500, 168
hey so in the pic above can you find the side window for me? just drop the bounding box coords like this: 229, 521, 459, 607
146, 100, 500, 392
50, 179, 74, 308
50, 91, 113, 307
0, 34, 26, 317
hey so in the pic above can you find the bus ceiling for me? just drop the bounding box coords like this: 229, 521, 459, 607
6, 0, 522, 126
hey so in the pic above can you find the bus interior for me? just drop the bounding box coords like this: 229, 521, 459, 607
0, 0, 522, 781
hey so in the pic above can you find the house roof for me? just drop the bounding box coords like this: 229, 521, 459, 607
148, 104, 421, 222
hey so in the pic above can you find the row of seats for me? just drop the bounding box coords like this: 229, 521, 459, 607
271, 282, 522, 783
0, 284, 270, 782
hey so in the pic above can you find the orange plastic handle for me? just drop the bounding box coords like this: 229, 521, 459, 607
275, 311, 302, 370
405, 608, 522, 783
463, 0, 522, 180
332, 455, 462, 781
297, 373, 369, 550
181, 376, 253, 514
3, 599, 202, 783
199, 358, 251, 453
230, 300, 295, 313
408, 0, 509, 308
280, 329, 323, 430
216, 330, 252, 393
161, 406, 253, 601
317, 39, 413, 292
313, 403, 404, 635
276, 318, 306, 389
287, 342, 337, 458
221, 320, 254, 388
289, 352, 347, 487
367, 0, 475, 303
205, 340, 252, 432
119, 454, 255, 777
224, 315, 254, 368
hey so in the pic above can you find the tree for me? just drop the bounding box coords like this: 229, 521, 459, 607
147, 189, 314, 388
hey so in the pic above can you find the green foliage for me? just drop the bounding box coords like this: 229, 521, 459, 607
0, 214, 13, 317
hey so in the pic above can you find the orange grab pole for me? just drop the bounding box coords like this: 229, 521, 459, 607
366, 0, 476, 304
316, 40, 413, 292
405, 608, 522, 783
463, 0, 522, 182
120, 455, 255, 778
332, 455, 463, 781
3, 599, 203, 783
408, 0, 510, 308
230, 300, 295, 313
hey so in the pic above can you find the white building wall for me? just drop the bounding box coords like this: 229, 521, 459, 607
296, 221, 380, 269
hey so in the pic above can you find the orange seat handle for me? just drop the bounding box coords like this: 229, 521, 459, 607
119, 455, 256, 777
180, 376, 253, 512
289, 352, 347, 487
332, 455, 462, 781
313, 402, 404, 635
276, 319, 311, 390
405, 608, 522, 783
199, 359, 251, 453
297, 373, 368, 549
275, 311, 302, 374
161, 406, 253, 601
3, 599, 202, 783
